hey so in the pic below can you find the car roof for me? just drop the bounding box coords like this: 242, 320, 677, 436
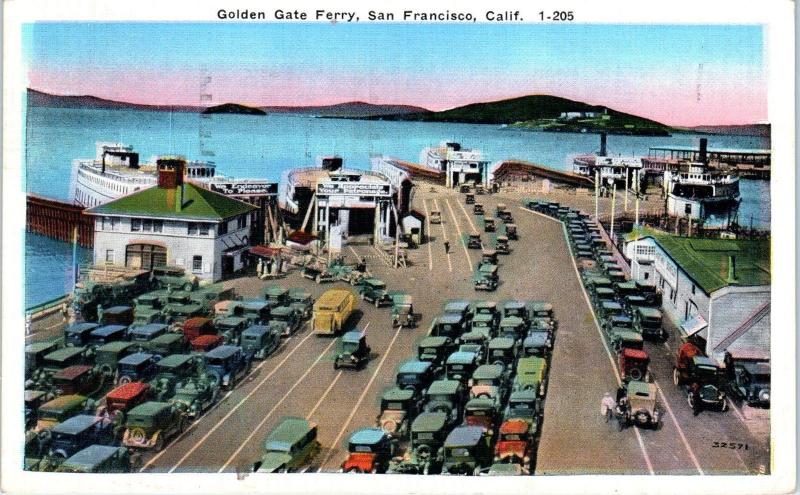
118, 352, 155, 366
151, 333, 185, 344
419, 336, 450, 347
241, 300, 269, 310
96, 341, 136, 353
26, 341, 59, 353
447, 351, 477, 364
523, 333, 548, 346
500, 316, 524, 326
472, 364, 504, 380
516, 357, 546, 373
62, 445, 120, 470
270, 306, 293, 315
156, 354, 194, 369
466, 396, 496, 409
438, 314, 463, 325
190, 334, 222, 345
184, 317, 212, 328
502, 301, 526, 309
621, 348, 649, 360
613, 330, 642, 341
45, 346, 86, 361
489, 337, 515, 349
25, 389, 48, 402
499, 419, 530, 434
348, 427, 386, 446
610, 315, 632, 323
382, 387, 415, 402
411, 412, 448, 432
342, 330, 366, 342
443, 300, 470, 312
106, 381, 150, 401
53, 365, 94, 380
242, 325, 271, 337
66, 323, 99, 334
129, 324, 168, 335
205, 345, 242, 359
52, 414, 99, 435
637, 307, 662, 318
104, 306, 132, 314
472, 313, 495, 322
40, 394, 87, 411
602, 302, 623, 310
216, 316, 248, 326
427, 380, 461, 395
128, 401, 172, 417
444, 426, 485, 448
693, 356, 718, 367
398, 360, 432, 374
266, 417, 315, 446
90, 325, 127, 337
508, 389, 538, 402
627, 380, 654, 397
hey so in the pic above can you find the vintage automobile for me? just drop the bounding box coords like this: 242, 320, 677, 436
261, 284, 290, 305
253, 417, 320, 473
25, 341, 60, 379
190, 334, 224, 353
214, 316, 250, 345
88, 325, 128, 347
387, 412, 449, 475
503, 389, 542, 435
633, 307, 666, 340
240, 324, 282, 360
340, 428, 397, 473
463, 397, 501, 437
424, 379, 465, 426
122, 401, 187, 451
30, 347, 91, 390
104, 381, 151, 420
154, 271, 198, 292
480, 250, 498, 267
465, 233, 482, 250
334, 330, 371, 370
148, 354, 199, 401
64, 323, 100, 347
616, 380, 662, 430
465, 193, 475, 205
131, 306, 164, 328
32, 395, 89, 433
674, 354, 729, 411
473, 264, 499, 291
116, 352, 160, 386
101, 305, 135, 326
56, 444, 135, 473
128, 323, 169, 345
592, 287, 619, 306
144, 333, 188, 358
288, 288, 314, 320
239, 300, 273, 325
441, 426, 493, 475
51, 365, 105, 398
395, 360, 436, 394
169, 375, 220, 419
189, 283, 236, 313
302, 263, 336, 284
473, 204, 484, 215
443, 299, 472, 319
204, 345, 252, 390
495, 235, 510, 255
470, 313, 498, 339
475, 184, 485, 195
458, 329, 489, 352
497, 316, 526, 342
390, 293, 418, 328
513, 357, 548, 397
181, 317, 216, 342
429, 210, 442, 224
607, 270, 627, 284
521, 331, 552, 358
37, 414, 116, 471
357, 278, 392, 308
609, 329, 644, 354
483, 217, 496, 232
268, 306, 302, 336
376, 387, 419, 439
494, 203, 508, 218
494, 419, 533, 469
505, 223, 518, 240
313, 289, 357, 336
620, 348, 650, 382
445, 351, 479, 384
487, 337, 517, 369
417, 336, 454, 366
25, 390, 54, 430
428, 314, 466, 339
729, 361, 770, 407
636, 281, 663, 307
597, 301, 625, 323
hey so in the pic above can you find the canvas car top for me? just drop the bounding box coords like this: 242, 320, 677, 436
61, 445, 121, 471
489, 337, 515, 349
419, 336, 450, 348
127, 401, 172, 418
66, 323, 99, 334
118, 352, 155, 366
90, 325, 127, 338
427, 380, 461, 396
264, 417, 316, 451
621, 348, 649, 360
472, 364, 504, 380
106, 381, 150, 401
348, 427, 386, 446
444, 425, 485, 448
51, 414, 99, 435
45, 346, 86, 362
437, 314, 464, 325
204, 345, 242, 360
382, 387, 415, 402
52, 364, 93, 380
242, 325, 272, 338
412, 412, 448, 433
216, 316, 248, 327
39, 394, 87, 412
398, 360, 432, 374
342, 330, 366, 343
155, 354, 194, 369
627, 380, 654, 398
447, 351, 477, 365
104, 306, 133, 315
129, 324, 168, 337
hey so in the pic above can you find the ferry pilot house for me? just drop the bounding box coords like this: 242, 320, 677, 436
85, 158, 257, 281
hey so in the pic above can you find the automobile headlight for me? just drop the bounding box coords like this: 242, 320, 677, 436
493, 455, 500, 462
759, 389, 770, 402
523, 455, 531, 464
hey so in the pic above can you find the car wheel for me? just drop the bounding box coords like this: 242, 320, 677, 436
345, 467, 363, 473
154, 435, 165, 452
118, 375, 132, 386
687, 393, 695, 409
334, 361, 340, 370
629, 368, 643, 381
315, 275, 321, 284
672, 368, 680, 386
720, 398, 729, 412
374, 300, 380, 308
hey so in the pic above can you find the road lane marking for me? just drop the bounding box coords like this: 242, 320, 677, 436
162, 329, 316, 472
306, 371, 343, 420
217, 337, 341, 472
519, 206, 655, 475
348, 245, 361, 260
421, 198, 434, 271
454, 196, 478, 233
444, 198, 472, 270
432, 198, 453, 272
318, 324, 403, 471
652, 381, 705, 474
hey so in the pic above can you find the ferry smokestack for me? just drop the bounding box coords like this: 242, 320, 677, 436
157, 158, 186, 211
599, 132, 607, 157
699, 138, 708, 164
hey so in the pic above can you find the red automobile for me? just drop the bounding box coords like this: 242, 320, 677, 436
104, 381, 151, 417
494, 419, 532, 470
619, 348, 650, 382
190, 334, 224, 353
340, 428, 396, 473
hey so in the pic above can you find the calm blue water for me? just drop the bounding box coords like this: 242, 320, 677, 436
23, 106, 771, 307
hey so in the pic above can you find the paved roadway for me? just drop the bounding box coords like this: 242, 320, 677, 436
128, 186, 767, 475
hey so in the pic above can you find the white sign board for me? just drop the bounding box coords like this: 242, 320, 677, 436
317, 182, 391, 197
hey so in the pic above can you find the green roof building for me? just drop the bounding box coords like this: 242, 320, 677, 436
625, 228, 770, 362
85, 160, 257, 281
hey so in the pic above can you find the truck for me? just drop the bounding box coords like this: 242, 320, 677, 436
312, 289, 357, 336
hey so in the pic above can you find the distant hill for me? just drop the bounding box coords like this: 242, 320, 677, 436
27, 88, 201, 112
265, 101, 429, 117
202, 103, 266, 115
373, 94, 673, 136
680, 124, 771, 138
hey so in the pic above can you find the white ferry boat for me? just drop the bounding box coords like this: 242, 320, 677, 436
419, 141, 491, 188
666, 162, 740, 222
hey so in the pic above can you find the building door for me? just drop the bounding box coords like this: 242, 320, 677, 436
126, 243, 167, 270
221, 254, 234, 277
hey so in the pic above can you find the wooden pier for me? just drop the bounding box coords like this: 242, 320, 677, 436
26, 194, 94, 247
493, 160, 595, 188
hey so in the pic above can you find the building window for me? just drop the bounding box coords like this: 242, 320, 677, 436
237, 215, 247, 229
192, 255, 203, 273
105, 250, 114, 263
636, 245, 655, 257
218, 221, 228, 235
153, 220, 163, 233
188, 223, 198, 235
188, 222, 211, 236
199, 223, 210, 235
684, 203, 692, 215
131, 218, 141, 232
142, 219, 153, 232
644, 272, 650, 280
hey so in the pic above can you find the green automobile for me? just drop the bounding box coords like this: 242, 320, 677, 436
513, 357, 548, 397
56, 445, 135, 473
122, 401, 187, 451
387, 412, 450, 475
441, 425, 493, 475
148, 354, 200, 401
253, 417, 320, 473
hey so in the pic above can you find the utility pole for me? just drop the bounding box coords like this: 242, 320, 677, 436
610, 182, 617, 240
624, 167, 629, 211
634, 169, 640, 227
594, 169, 599, 220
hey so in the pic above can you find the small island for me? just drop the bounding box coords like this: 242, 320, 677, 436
201, 103, 267, 115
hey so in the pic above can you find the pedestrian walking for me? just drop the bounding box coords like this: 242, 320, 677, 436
444, 241, 450, 254
690, 382, 703, 416
723, 349, 735, 383
601, 392, 616, 423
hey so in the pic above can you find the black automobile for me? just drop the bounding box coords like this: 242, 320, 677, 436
729, 361, 770, 408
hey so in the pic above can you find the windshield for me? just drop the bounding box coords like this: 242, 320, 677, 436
342, 342, 359, 353
448, 448, 471, 458
502, 434, 522, 441
397, 374, 419, 385
415, 432, 434, 441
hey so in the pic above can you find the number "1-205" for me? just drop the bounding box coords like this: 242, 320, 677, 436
539, 11, 574, 21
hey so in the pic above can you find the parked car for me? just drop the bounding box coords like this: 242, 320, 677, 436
334, 330, 371, 370
261, 284, 290, 305
469, 364, 509, 405
287, 288, 314, 320
104, 381, 151, 421
128, 324, 169, 346
497, 316, 526, 342
122, 401, 187, 451
88, 325, 128, 347
56, 444, 135, 473
674, 354, 729, 411
25, 390, 54, 430
441, 426, 493, 475
616, 380, 662, 430
189, 284, 236, 313
25, 341, 60, 379
494, 419, 533, 470
253, 417, 320, 473
144, 333, 188, 359
239, 300, 273, 325
313, 289, 357, 336
32, 395, 88, 434
463, 397, 501, 437
484, 217, 496, 232
190, 334, 224, 354
473, 264, 498, 291
423, 380, 466, 426
633, 307, 666, 340
37, 346, 90, 384
181, 317, 216, 343
428, 314, 466, 339
169, 375, 220, 419
301, 264, 335, 284
116, 353, 160, 386
395, 360, 436, 394
214, 316, 250, 345
376, 387, 419, 439
729, 361, 770, 408
503, 389, 542, 435
101, 306, 134, 326
148, 354, 200, 401
521, 331, 552, 358
37, 415, 116, 471
467, 234, 483, 250
391, 293, 418, 328
445, 351, 479, 384
470, 313, 498, 339
204, 345, 252, 390
64, 323, 100, 347
340, 428, 396, 473
487, 337, 517, 369
240, 324, 282, 360
417, 336, 454, 367
429, 210, 442, 224
268, 306, 302, 336
495, 235, 510, 254
619, 348, 650, 382
388, 412, 449, 475
51, 365, 105, 398
513, 357, 548, 397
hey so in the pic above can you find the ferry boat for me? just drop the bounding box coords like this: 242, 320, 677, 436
571, 133, 642, 186
419, 142, 491, 188
666, 162, 740, 222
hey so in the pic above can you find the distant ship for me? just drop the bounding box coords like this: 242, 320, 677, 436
666, 162, 740, 222
419, 142, 491, 188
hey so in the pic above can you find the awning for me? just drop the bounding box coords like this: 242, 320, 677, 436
680, 314, 708, 337
249, 245, 283, 257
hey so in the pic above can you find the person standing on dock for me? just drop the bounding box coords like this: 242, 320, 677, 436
444, 241, 450, 254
